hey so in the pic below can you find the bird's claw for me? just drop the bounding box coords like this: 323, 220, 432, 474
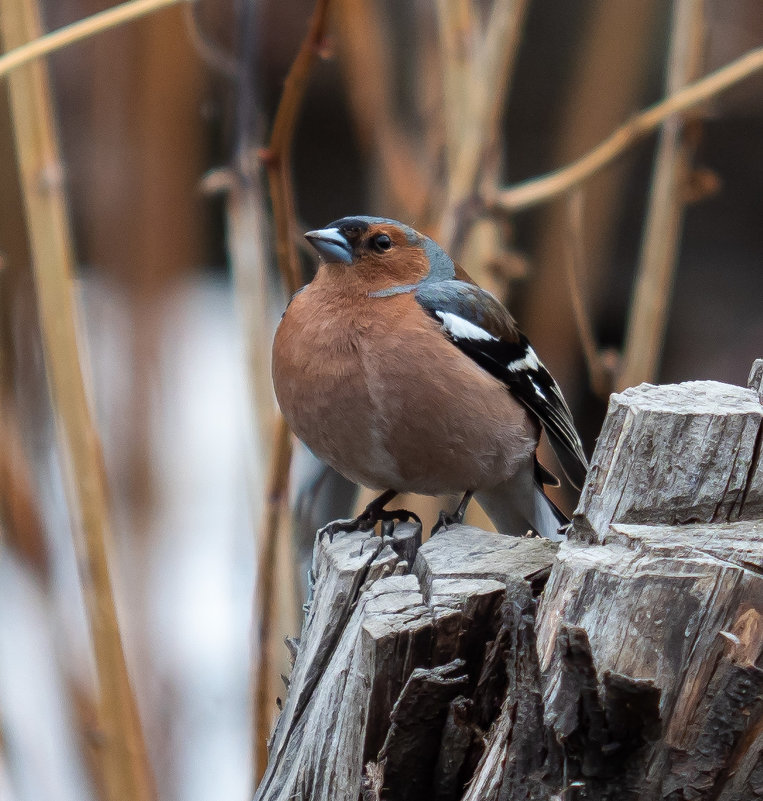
431, 510, 457, 536
317, 507, 421, 544
431, 491, 473, 536
317, 515, 374, 543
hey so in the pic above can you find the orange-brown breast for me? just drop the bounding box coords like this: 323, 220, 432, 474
272, 268, 539, 494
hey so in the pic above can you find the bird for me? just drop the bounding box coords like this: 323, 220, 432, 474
271, 215, 588, 541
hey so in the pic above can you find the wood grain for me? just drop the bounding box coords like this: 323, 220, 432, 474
576, 381, 763, 540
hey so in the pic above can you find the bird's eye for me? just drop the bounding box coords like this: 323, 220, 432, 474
371, 233, 392, 253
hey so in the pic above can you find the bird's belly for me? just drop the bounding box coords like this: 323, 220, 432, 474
367, 358, 538, 495
274, 332, 538, 495
272, 323, 404, 490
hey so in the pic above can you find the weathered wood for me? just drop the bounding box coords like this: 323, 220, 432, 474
750, 359, 763, 400
744, 360, 763, 520
532, 369, 763, 799
576, 381, 762, 540
255, 366, 763, 801
536, 521, 763, 798
255, 524, 558, 801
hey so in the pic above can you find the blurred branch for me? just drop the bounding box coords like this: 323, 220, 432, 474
492, 44, 763, 213
262, 0, 332, 295
0, 402, 49, 582
437, 0, 528, 254
182, 2, 237, 78
562, 191, 615, 398
68, 676, 110, 801
254, 0, 334, 782
333, 0, 433, 220
617, 0, 705, 391
254, 414, 292, 778
437, 0, 477, 183
0, 2, 154, 800
0, 0, 194, 79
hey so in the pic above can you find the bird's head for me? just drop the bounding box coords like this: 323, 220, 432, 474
304, 216, 456, 295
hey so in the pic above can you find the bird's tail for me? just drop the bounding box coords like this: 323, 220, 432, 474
475, 474, 568, 541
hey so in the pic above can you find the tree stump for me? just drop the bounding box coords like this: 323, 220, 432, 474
254, 365, 763, 801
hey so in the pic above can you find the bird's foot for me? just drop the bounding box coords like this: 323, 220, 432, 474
431, 490, 474, 536
317, 489, 420, 543
317, 515, 372, 543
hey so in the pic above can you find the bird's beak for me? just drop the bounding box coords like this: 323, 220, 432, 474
304, 227, 353, 264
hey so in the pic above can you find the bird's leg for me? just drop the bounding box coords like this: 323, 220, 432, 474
432, 490, 474, 535
318, 489, 421, 542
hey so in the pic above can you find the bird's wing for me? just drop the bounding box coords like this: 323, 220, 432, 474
415, 279, 588, 489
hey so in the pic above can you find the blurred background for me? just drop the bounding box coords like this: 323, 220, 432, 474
0, 1, 761, 800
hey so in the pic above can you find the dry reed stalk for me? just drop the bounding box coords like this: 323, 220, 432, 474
0, 2, 154, 800
67, 676, 110, 801
492, 44, 763, 213
225, 177, 277, 462
332, 0, 433, 220
617, 0, 705, 390
254, 0, 334, 781
436, 0, 528, 255
0, 0, 193, 78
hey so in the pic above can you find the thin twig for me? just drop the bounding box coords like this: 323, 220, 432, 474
492, 44, 763, 213
617, 0, 705, 391
262, 0, 332, 295
0, 0, 193, 79
254, 415, 292, 777
562, 191, 614, 398
0, 1, 154, 800
254, 0, 334, 782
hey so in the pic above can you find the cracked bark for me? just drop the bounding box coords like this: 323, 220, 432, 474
254, 365, 763, 801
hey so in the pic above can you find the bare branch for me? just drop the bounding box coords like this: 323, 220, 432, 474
437, 0, 528, 254
262, 0, 332, 295
492, 45, 763, 213
0, 0, 193, 79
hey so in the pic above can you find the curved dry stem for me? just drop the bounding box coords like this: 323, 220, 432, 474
493, 45, 763, 213
0, 0, 192, 79
263, 0, 332, 295
255, 0, 334, 782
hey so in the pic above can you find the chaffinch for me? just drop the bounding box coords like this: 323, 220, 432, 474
272, 216, 588, 540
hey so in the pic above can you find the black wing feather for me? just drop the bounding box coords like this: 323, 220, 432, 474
415, 281, 589, 489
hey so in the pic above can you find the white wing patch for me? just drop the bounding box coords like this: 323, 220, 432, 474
436, 311, 497, 342
530, 377, 547, 401
507, 345, 540, 372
